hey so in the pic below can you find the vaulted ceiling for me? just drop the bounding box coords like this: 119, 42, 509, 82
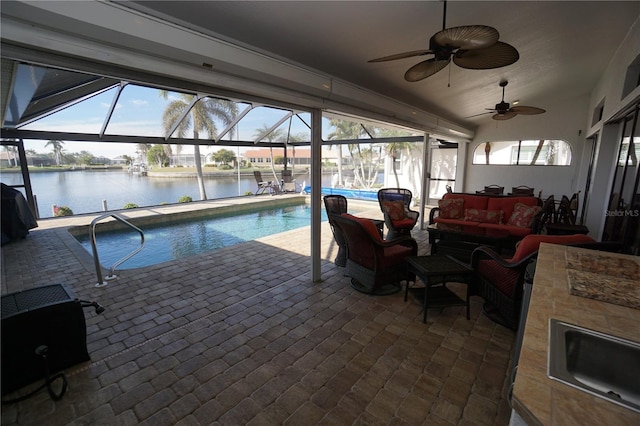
119, 1, 640, 127
2, 1, 639, 139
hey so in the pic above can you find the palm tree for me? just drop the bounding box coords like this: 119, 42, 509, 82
381, 128, 414, 188
160, 92, 238, 200
136, 143, 152, 163
2, 144, 18, 167
327, 119, 363, 187
254, 124, 286, 183
45, 139, 65, 166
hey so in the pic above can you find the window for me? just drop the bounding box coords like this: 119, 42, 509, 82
473, 140, 572, 165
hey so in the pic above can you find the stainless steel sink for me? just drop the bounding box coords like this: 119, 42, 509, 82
548, 319, 640, 413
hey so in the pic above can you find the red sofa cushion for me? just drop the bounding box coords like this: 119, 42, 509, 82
443, 193, 488, 210
433, 218, 481, 227
438, 198, 464, 219
487, 196, 539, 220
464, 208, 503, 224
478, 223, 533, 237
507, 203, 542, 227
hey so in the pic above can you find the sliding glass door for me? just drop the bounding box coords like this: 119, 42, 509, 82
602, 103, 640, 254
426, 141, 458, 205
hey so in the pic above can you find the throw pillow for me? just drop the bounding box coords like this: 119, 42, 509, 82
438, 198, 464, 219
507, 203, 543, 228
383, 201, 406, 221
464, 209, 503, 224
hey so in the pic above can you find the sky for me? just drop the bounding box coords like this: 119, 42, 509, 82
21, 83, 319, 159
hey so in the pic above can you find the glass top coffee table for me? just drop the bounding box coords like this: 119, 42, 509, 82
405, 255, 474, 323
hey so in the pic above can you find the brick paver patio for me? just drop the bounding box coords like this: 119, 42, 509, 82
1, 198, 514, 425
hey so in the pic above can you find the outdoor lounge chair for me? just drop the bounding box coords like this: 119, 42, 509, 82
253, 170, 281, 195
281, 169, 296, 192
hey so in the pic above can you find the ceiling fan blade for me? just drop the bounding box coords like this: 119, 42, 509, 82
510, 105, 546, 115
368, 49, 433, 63
404, 58, 450, 82
465, 111, 494, 119
492, 111, 517, 120
432, 25, 499, 50
453, 41, 520, 70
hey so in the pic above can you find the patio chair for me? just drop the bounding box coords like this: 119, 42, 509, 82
377, 188, 419, 240
281, 169, 296, 192
477, 184, 504, 195
253, 170, 281, 195
323, 195, 348, 266
330, 213, 417, 295
471, 233, 595, 329
509, 185, 534, 196
533, 194, 555, 233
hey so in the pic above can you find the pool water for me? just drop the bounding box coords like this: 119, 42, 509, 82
76, 204, 330, 269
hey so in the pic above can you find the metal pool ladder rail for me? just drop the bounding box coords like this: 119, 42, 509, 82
90, 213, 145, 287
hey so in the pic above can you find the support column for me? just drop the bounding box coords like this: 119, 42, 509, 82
311, 109, 323, 282
419, 132, 430, 230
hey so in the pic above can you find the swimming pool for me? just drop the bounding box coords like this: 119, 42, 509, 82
74, 204, 331, 269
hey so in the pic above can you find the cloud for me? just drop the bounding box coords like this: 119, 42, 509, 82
131, 99, 149, 107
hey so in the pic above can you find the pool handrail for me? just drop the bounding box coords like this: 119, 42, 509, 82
90, 213, 145, 287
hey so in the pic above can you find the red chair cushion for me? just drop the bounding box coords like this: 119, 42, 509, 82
341, 213, 383, 242
380, 244, 414, 269
509, 234, 595, 263
391, 218, 417, 229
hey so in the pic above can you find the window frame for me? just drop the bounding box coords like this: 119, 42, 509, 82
472, 139, 573, 166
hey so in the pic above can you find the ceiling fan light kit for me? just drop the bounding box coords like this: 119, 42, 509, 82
368, 2, 519, 81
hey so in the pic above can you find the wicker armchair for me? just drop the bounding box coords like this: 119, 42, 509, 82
472, 233, 595, 329
377, 188, 419, 240
331, 213, 417, 295
323, 195, 348, 266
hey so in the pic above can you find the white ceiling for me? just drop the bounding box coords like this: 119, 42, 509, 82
119, 1, 640, 128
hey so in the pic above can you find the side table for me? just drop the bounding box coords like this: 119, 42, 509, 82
405, 255, 474, 323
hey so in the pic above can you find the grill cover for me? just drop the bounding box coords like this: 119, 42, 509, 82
1, 284, 90, 395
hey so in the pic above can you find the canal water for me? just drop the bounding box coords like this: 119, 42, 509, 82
0, 169, 324, 218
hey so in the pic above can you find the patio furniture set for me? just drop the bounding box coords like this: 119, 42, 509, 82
326, 188, 605, 329
253, 170, 298, 195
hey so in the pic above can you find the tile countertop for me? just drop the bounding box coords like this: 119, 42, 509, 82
512, 243, 640, 425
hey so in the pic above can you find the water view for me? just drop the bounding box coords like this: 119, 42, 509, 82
0, 169, 326, 219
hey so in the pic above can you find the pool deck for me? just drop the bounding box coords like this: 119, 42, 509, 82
1, 194, 514, 425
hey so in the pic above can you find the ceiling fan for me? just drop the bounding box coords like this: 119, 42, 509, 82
471, 80, 546, 120
368, 1, 519, 82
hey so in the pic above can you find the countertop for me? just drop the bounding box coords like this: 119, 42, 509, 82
512, 243, 640, 425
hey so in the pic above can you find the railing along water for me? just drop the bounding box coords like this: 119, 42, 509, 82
90, 213, 145, 287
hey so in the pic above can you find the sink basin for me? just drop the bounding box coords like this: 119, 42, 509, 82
548, 319, 640, 413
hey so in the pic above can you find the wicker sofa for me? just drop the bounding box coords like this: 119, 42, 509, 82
429, 192, 543, 237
